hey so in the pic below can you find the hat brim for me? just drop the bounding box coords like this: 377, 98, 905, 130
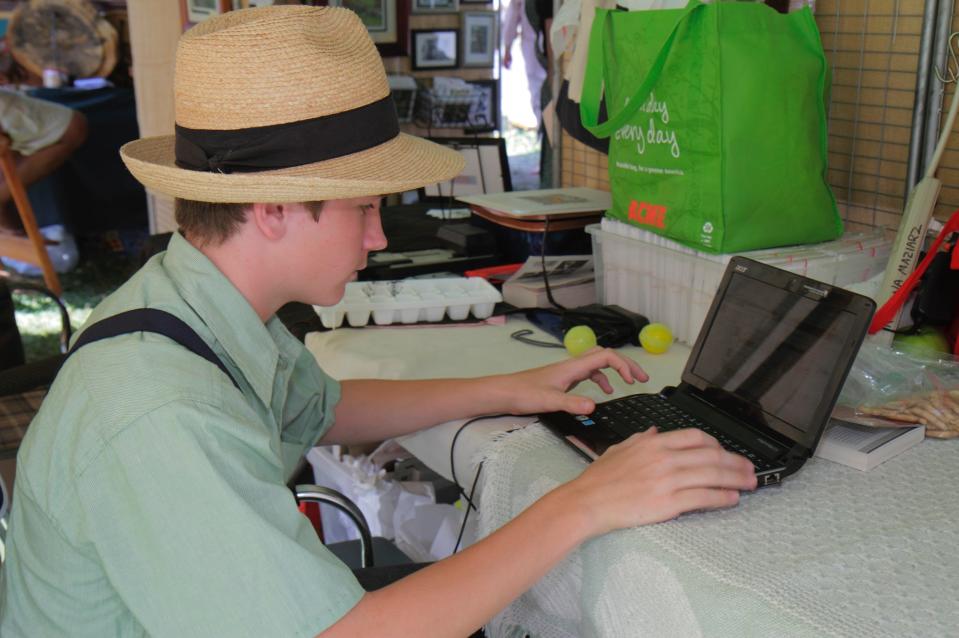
120, 133, 466, 203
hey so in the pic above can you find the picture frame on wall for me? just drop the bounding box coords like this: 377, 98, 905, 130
180, 0, 247, 29
412, 0, 459, 14
411, 29, 459, 70
323, 0, 410, 56
419, 137, 511, 200
232, 0, 275, 8
461, 10, 496, 68
181, 0, 222, 26
466, 78, 499, 130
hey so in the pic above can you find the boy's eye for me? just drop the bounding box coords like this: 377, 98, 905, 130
359, 198, 383, 214
360, 200, 382, 214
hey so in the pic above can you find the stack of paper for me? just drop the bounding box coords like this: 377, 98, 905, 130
502, 255, 596, 309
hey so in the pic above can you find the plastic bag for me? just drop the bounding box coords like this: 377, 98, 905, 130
307, 443, 432, 543
393, 500, 467, 563
838, 341, 959, 438
306, 442, 468, 559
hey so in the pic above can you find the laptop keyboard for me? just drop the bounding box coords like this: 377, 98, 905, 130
586, 394, 776, 472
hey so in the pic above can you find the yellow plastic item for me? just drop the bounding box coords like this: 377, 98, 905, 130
639, 323, 673, 354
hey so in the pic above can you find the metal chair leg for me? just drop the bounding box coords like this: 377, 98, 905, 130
295, 484, 375, 568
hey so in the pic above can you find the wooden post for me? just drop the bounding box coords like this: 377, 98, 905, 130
128, 0, 181, 233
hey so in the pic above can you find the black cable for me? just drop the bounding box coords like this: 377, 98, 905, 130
506, 302, 649, 350
443, 143, 458, 218
540, 216, 565, 310
472, 137, 488, 194
496, 213, 650, 349
452, 461, 483, 554
449, 413, 510, 512
509, 327, 565, 348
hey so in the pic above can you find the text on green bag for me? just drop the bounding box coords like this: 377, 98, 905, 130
614, 92, 680, 158
628, 200, 667, 229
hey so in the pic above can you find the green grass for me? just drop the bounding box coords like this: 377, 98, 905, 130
12, 247, 139, 361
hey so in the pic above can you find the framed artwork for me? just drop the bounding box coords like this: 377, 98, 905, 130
327, 0, 410, 56
466, 79, 499, 130
411, 29, 459, 70
181, 0, 228, 26
419, 137, 511, 200
461, 10, 496, 68
231, 0, 274, 7
412, 0, 459, 13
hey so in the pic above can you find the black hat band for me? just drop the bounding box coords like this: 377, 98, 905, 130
174, 95, 400, 174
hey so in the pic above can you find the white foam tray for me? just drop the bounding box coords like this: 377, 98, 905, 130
313, 277, 502, 328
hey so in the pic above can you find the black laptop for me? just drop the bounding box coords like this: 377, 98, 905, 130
539, 256, 876, 487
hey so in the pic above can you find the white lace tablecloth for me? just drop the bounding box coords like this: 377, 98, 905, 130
477, 424, 959, 638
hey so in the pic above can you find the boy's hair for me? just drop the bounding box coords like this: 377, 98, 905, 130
174, 199, 325, 245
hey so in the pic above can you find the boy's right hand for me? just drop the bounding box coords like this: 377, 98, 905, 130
559, 428, 757, 538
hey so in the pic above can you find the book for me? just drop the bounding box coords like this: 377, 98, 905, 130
814, 418, 925, 471
455, 187, 612, 218
502, 255, 596, 309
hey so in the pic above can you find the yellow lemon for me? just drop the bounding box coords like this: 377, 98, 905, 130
639, 323, 673, 354
563, 325, 597, 356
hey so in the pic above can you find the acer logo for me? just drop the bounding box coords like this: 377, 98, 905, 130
628, 200, 667, 228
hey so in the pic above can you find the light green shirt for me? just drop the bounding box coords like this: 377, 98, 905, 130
0, 233, 364, 637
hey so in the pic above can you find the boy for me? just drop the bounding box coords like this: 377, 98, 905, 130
0, 7, 756, 637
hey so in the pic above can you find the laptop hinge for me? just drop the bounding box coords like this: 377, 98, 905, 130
667, 385, 794, 460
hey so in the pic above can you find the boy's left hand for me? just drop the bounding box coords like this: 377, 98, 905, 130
493, 347, 648, 416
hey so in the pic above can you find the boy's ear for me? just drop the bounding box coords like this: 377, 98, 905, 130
249, 203, 289, 241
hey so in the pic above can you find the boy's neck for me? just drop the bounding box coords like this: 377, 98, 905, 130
187, 232, 286, 323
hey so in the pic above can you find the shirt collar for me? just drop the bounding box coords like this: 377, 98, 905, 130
162, 232, 280, 407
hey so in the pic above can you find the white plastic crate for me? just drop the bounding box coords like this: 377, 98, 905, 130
588, 219, 891, 345
313, 277, 502, 328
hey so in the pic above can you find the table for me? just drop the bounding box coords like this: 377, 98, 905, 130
306, 318, 688, 483
305, 318, 959, 638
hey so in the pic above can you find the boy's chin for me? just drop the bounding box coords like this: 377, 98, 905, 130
305, 286, 347, 308
299, 274, 358, 307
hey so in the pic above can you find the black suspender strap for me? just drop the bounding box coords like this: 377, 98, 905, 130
65, 308, 240, 389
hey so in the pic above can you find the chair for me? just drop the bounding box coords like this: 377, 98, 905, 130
0, 469, 8, 523
294, 483, 413, 570
295, 484, 375, 568
0, 470, 8, 549
0, 148, 61, 295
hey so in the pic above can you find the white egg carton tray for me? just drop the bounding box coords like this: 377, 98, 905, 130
314, 277, 502, 328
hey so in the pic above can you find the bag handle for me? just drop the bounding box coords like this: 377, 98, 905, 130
580, 0, 706, 138
869, 210, 959, 334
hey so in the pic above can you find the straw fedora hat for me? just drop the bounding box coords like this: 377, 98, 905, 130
120, 6, 464, 203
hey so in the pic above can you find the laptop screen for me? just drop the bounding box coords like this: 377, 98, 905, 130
684, 262, 871, 449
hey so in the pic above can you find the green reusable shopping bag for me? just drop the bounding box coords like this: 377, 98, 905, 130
581, 0, 842, 253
